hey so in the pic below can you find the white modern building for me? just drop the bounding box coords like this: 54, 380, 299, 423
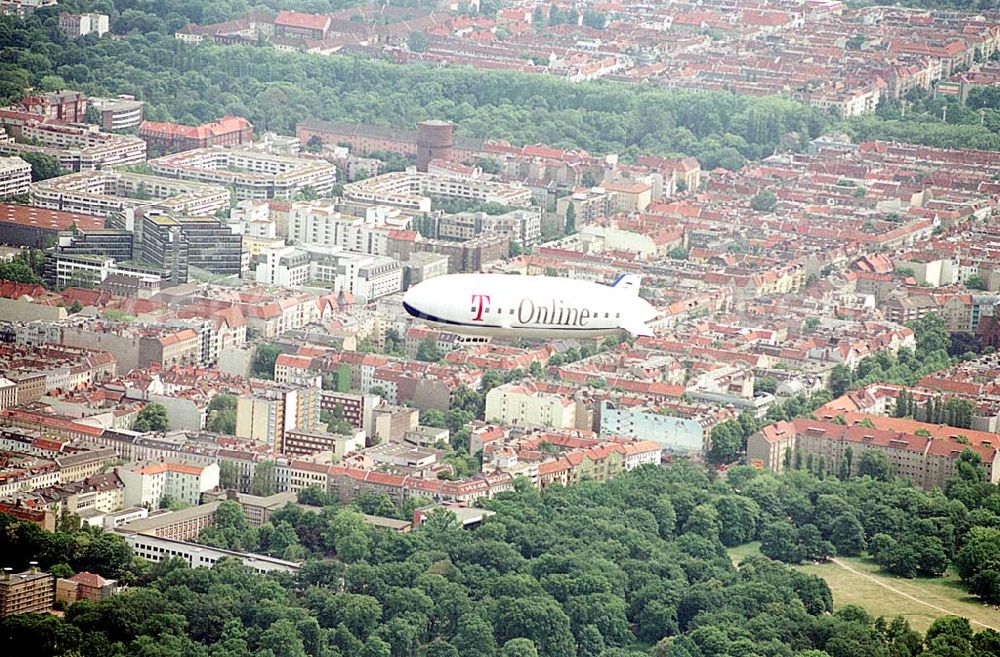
118, 532, 300, 572
149, 147, 337, 200
0, 156, 31, 199
116, 461, 220, 508
344, 168, 533, 212
599, 400, 705, 453
59, 13, 109, 38
255, 244, 403, 302
0, 121, 146, 171
30, 170, 230, 217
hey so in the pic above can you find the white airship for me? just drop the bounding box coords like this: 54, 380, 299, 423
402, 273, 657, 339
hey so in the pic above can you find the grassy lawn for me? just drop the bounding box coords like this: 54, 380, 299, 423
727, 544, 1000, 633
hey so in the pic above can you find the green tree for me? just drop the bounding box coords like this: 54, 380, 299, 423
208, 394, 238, 434
683, 503, 722, 542
493, 596, 575, 657
407, 31, 428, 52
754, 376, 778, 395
564, 203, 576, 234
714, 495, 759, 547
259, 619, 307, 657
250, 460, 276, 496
219, 460, 240, 489
19, 151, 67, 181
829, 514, 866, 556
252, 343, 282, 379
749, 190, 777, 212
133, 403, 169, 432
0, 251, 43, 284
907, 313, 949, 356
453, 615, 497, 657
420, 409, 447, 428
828, 364, 853, 397
857, 451, 892, 481
500, 638, 539, 657
965, 274, 987, 291
942, 398, 975, 429
760, 520, 802, 564
955, 527, 1000, 603
708, 419, 743, 463
208, 409, 236, 434
416, 337, 443, 362
209, 393, 237, 412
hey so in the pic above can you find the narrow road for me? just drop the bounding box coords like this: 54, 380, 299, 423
830, 558, 999, 631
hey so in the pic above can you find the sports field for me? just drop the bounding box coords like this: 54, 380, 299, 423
727, 542, 1000, 633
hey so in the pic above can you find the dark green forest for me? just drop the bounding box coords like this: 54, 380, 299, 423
4, 459, 1000, 657
4, 2, 1000, 175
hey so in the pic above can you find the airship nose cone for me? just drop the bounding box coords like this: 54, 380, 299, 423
403, 282, 432, 320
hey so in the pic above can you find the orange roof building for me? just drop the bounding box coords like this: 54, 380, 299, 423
139, 116, 253, 153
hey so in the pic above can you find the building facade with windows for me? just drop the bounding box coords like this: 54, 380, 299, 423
0, 570, 54, 617
0, 156, 30, 199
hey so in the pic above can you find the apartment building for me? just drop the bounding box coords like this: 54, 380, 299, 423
556, 187, 617, 226
0, 156, 30, 199
255, 245, 402, 302
344, 169, 533, 212
282, 428, 365, 457
30, 170, 230, 217
0, 203, 105, 249
0, 570, 54, 617
55, 572, 116, 605
598, 400, 705, 453
58, 13, 109, 38
48, 252, 163, 293
116, 461, 220, 508
438, 209, 541, 246
485, 382, 580, 430
748, 417, 999, 490
0, 121, 146, 171
319, 391, 379, 436
295, 118, 482, 163
236, 383, 319, 455
0, 378, 15, 411
149, 148, 336, 200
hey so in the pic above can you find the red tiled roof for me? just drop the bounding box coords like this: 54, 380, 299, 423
139, 116, 252, 140
0, 204, 104, 232
68, 571, 111, 588
275, 10, 331, 31
0, 280, 47, 299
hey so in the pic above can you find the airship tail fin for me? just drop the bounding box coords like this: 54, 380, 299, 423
621, 321, 655, 338
611, 273, 641, 295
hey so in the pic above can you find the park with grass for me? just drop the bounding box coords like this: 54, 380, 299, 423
728, 542, 1000, 633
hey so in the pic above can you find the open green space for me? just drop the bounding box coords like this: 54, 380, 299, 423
728, 543, 1000, 633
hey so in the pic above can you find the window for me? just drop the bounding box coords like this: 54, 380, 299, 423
605, 312, 610, 318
